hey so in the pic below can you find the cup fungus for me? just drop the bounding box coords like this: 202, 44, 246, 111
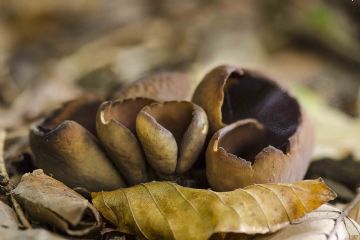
30, 96, 126, 191
30, 97, 209, 190
112, 72, 194, 101
96, 97, 154, 185
193, 65, 314, 191
29, 66, 313, 192
136, 101, 209, 179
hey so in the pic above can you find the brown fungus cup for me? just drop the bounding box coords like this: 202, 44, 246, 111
30, 95, 210, 191
112, 72, 194, 101
193, 65, 314, 191
96, 97, 154, 185
30, 96, 126, 192
136, 101, 209, 179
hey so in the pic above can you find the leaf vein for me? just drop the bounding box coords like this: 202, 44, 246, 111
210, 189, 243, 224
141, 183, 176, 240
241, 189, 270, 231
167, 182, 202, 218
257, 185, 292, 222
123, 188, 150, 239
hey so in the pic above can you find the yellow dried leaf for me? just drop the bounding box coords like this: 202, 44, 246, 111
92, 179, 335, 240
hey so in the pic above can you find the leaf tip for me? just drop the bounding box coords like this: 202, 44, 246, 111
314, 178, 337, 200
324, 183, 337, 201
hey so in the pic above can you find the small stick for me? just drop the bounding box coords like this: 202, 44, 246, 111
10, 194, 32, 229
0, 129, 9, 186
0, 129, 32, 229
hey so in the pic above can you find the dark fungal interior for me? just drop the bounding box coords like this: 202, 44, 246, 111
218, 121, 268, 163
40, 98, 101, 136
102, 98, 153, 133
221, 72, 301, 155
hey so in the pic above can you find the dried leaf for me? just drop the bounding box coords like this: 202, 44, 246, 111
0, 200, 20, 229
256, 205, 360, 240
1, 198, 66, 239
12, 170, 102, 236
0, 228, 67, 240
92, 179, 335, 240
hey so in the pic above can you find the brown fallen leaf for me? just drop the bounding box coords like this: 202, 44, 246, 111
256, 205, 360, 240
92, 179, 335, 240
0, 129, 32, 229
1, 198, 66, 239
12, 169, 102, 236
0, 228, 67, 240
0, 200, 20, 229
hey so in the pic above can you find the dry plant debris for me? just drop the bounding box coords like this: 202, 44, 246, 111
256, 205, 360, 240
92, 179, 335, 240
4, 65, 353, 240
12, 169, 102, 236
1, 1, 360, 239
1, 65, 359, 240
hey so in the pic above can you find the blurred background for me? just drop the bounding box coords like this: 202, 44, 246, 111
0, 0, 360, 201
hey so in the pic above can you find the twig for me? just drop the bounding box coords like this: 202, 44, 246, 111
0, 128, 32, 229
0, 129, 9, 186
10, 194, 32, 229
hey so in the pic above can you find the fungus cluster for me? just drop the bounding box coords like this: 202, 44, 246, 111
30, 65, 313, 192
